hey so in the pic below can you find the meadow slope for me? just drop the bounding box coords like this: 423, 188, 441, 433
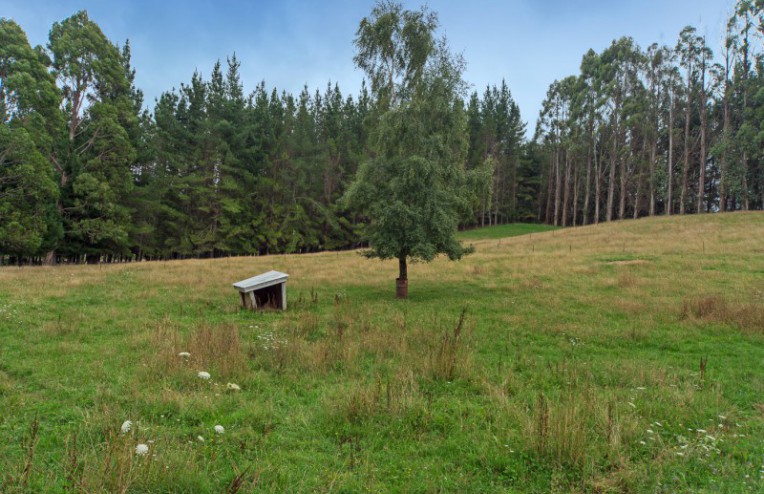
1, 214, 763, 493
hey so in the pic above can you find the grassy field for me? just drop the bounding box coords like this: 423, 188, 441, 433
1, 215, 763, 493
457, 223, 558, 241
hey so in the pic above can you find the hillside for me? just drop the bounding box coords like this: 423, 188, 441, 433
1, 213, 763, 492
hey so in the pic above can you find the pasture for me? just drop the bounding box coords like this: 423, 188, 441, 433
1, 215, 763, 493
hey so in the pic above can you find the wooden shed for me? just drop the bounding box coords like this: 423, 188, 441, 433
233, 271, 289, 310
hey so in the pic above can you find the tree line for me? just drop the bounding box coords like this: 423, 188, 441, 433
0, 10, 526, 264
534, 2, 764, 226
2, 2, 764, 264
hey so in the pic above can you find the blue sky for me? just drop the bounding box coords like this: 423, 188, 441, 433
3, 0, 732, 133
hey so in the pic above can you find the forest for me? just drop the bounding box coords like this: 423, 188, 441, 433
1, 1, 763, 263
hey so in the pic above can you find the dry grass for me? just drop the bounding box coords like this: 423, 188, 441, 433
148, 318, 246, 380
681, 294, 764, 333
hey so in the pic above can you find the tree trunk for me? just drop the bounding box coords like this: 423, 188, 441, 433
607, 137, 617, 222
680, 75, 691, 215
720, 87, 729, 212
667, 95, 674, 216
572, 156, 579, 227
594, 140, 601, 224
649, 135, 657, 216
396, 256, 408, 299
553, 145, 561, 226
544, 158, 554, 223
562, 148, 571, 227
633, 176, 641, 219
619, 147, 627, 220
742, 152, 750, 211
697, 58, 708, 214
583, 120, 593, 226
607, 90, 620, 222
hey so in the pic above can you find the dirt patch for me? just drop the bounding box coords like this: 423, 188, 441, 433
607, 260, 650, 266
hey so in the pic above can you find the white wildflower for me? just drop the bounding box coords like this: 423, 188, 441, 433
198, 371, 211, 380
214, 425, 225, 434
647, 429, 655, 434
696, 429, 707, 434
226, 383, 241, 391
197, 436, 205, 442
120, 420, 132, 434
178, 351, 191, 358
639, 441, 646, 445
675, 452, 684, 457
135, 444, 149, 456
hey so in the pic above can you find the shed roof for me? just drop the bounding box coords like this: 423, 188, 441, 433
232, 270, 289, 292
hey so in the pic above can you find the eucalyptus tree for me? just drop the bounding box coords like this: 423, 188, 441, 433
676, 26, 701, 215
714, 16, 739, 212
578, 49, 603, 225
696, 35, 714, 213
353, 0, 437, 110
732, 0, 759, 210
535, 81, 564, 225
599, 37, 643, 221
661, 50, 682, 216
645, 43, 669, 216
346, 2, 477, 298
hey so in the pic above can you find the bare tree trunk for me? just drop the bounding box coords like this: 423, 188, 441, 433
667, 94, 675, 216
680, 81, 691, 215
649, 136, 657, 216
607, 128, 617, 222
633, 175, 641, 219
720, 89, 729, 211
572, 155, 579, 227
545, 157, 554, 223
742, 152, 750, 211
697, 53, 708, 213
583, 122, 593, 226
619, 149, 627, 220
562, 148, 571, 227
595, 140, 601, 224
396, 255, 408, 299
554, 146, 561, 226
634, 142, 646, 219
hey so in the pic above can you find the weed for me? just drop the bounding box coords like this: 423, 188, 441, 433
429, 307, 470, 381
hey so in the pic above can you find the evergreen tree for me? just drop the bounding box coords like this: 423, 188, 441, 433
0, 19, 61, 260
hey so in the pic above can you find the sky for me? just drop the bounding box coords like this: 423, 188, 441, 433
2, 0, 734, 135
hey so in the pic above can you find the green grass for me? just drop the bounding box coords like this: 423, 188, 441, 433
1, 213, 764, 492
457, 222, 558, 241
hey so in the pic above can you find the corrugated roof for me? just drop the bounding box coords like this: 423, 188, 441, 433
232, 270, 289, 292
